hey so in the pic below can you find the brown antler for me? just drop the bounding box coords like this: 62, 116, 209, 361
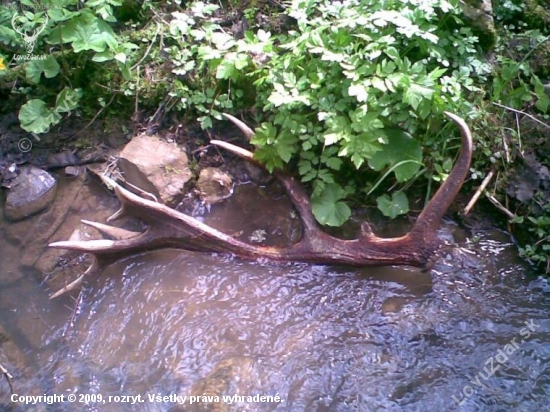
49, 112, 472, 269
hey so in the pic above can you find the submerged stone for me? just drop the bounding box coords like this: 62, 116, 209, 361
197, 167, 233, 205
4, 166, 57, 221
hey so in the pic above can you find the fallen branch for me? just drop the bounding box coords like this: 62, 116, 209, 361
492, 101, 550, 131
463, 169, 495, 215
486, 194, 516, 219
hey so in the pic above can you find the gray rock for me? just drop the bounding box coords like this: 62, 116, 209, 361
4, 166, 57, 221
117, 134, 192, 206
197, 167, 233, 205
461, 0, 497, 51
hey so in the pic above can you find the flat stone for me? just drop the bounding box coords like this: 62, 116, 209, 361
118, 134, 192, 206
4, 166, 57, 221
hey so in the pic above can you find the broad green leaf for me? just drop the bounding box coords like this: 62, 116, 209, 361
216, 58, 236, 80
25, 56, 60, 83
47, 10, 118, 53
275, 131, 298, 163
114, 53, 126, 63
55, 88, 81, 113
92, 50, 114, 62
312, 183, 351, 226
403, 83, 434, 110
19, 99, 54, 133
368, 129, 422, 182
384, 46, 400, 61
376, 191, 409, 219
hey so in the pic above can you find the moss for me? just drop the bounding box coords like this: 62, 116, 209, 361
530, 41, 550, 77
524, 0, 550, 30
461, 0, 498, 51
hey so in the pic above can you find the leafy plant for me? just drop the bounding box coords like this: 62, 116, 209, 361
249, 0, 487, 225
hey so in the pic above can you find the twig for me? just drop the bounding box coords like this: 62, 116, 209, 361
75, 92, 117, 137
486, 194, 516, 219
500, 129, 511, 162
62, 290, 83, 338
492, 101, 550, 130
50, 262, 95, 299
0, 362, 14, 394
131, 22, 161, 71
463, 170, 495, 215
50, 274, 85, 299
135, 65, 140, 116
515, 112, 523, 155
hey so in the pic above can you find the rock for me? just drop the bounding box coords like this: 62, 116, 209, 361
117, 134, 192, 206
64, 166, 81, 177
197, 167, 233, 205
4, 173, 87, 268
461, 0, 497, 51
4, 166, 57, 221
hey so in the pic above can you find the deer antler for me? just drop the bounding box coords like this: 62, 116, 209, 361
49, 112, 472, 276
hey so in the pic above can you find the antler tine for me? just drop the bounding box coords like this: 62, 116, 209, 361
81, 220, 141, 240
210, 139, 254, 160
222, 113, 255, 140
211, 139, 319, 233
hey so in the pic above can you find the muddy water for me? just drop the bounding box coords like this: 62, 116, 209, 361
1, 185, 550, 411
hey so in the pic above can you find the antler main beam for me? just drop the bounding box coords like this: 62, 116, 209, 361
50, 112, 472, 269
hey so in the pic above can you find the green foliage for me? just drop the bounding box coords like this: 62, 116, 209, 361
376, 191, 409, 219
1, 0, 488, 228
19, 88, 82, 133
311, 183, 351, 226
249, 0, 485, 223
367, 129, 423, 182
163, 4, 274, 128
513, 205, 550, 272
1, 0, 135, 132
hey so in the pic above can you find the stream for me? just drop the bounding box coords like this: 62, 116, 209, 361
0, 183, 549, 411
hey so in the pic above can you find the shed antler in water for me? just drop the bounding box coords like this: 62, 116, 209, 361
50, 112, 472, 270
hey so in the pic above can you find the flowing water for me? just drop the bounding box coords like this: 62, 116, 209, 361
0, 184, 549, 412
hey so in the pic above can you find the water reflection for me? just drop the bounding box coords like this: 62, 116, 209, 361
1, 230, 549, 411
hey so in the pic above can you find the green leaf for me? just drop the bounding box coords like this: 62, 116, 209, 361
368, 129, 423, 182
47, 10, 118, 53
403, 83, 434, 110
25, 56, 60, 83
92, 50, 114, 62
216, 58, 236, 80
376, 191, 409, 219
198, 116, 213, 129
312, 183, 351, 226
54, 88, 81, 113
534, 77, 549, 113
348, 83, 368, 102
275, 131, 298, 163
19, 99, 54, 133
339, 132, 383, 168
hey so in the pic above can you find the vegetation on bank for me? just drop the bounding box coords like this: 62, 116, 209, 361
0, 0, 549, 273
